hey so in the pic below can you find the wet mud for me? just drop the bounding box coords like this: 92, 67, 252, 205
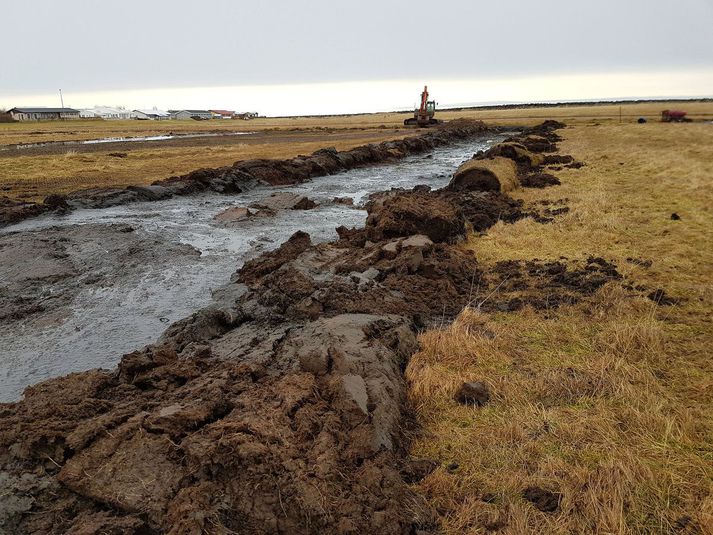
0, 120, 610, 534
0, 122, 490, 228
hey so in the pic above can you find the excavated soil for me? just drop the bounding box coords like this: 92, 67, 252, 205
0, 121, 491, 228
0, 120, 610, 534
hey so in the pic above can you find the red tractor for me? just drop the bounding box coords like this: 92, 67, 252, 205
661, 110, 691, 122
404, 86, 442, 127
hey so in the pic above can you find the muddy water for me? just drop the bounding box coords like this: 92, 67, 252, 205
1, 131, 256, 151
0, 135, 501, 401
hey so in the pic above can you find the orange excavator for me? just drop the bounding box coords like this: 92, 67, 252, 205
404, 85, 442, 127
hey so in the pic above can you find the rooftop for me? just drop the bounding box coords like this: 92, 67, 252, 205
9, 107, 79, 113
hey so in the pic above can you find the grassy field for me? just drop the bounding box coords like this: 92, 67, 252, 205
1, 100, 711, 202
0, 132, 408, 201
1, 101, 711, 145
407, 123, 713, 533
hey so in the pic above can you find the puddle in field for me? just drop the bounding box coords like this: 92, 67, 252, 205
1, 131, 256, 151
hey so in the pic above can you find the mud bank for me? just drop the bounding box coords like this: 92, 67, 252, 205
0, 121, 590, 534
0, 133, 503, 403
0, 121, 491, 228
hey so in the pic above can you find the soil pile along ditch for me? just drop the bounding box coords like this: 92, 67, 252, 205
0, 127, 504, 403
0, 121, 489, 228
1, 120, 597, 534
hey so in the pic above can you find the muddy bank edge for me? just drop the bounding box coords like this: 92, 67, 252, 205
0, 120, 495, 228
1, 121, 576, 534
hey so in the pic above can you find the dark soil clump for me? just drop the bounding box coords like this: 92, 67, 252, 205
522, 486, 562, 513
477, 257, 622, 312
521, 172, 561, 188
647, 288, 679, 306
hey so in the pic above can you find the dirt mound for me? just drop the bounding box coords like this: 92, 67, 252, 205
520, 172, 561, 188
365, 191, 466, 243
447, 157, 519, 193
475, 142, 544, 169
523, 120, 566, 142
0, 196, 46, 226
478, 257, 622, 311
441, 191, 526, 231
0, 120, 491, 228
238, 230, 312, 285
516, 135, 557, 153
249, 192, 318, 213
542, 154, 574, 165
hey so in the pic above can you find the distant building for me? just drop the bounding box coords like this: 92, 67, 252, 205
171, 110, 213, 120
133, 109, 171, 120
210, 109, 235, 119
79, 106, 136, 120
234, 112, 259, 120
7, 107, 80, 121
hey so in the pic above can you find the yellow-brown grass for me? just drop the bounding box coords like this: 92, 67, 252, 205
1, 101, 711, 146
407, 122, 713, 534
0, 132, 409, 201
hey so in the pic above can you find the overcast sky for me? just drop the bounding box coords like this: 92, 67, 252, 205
1, 0, 712, 114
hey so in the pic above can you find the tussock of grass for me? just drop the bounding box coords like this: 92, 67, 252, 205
407, 123, 713, 533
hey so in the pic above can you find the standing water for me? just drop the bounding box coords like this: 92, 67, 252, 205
0, 135, 502, 401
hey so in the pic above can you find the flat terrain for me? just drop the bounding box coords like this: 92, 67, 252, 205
0, 129, 409, 201
1, 100, 711, 202
407, 123, 713, 533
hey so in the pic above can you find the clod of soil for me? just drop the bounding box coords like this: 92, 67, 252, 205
647, 288, 679, 306
520, 172, 561, 188
542, 154, 574, 165
476, 142, 544, 169
400, 459, 439, 484
213, 206, 251, 223
522, 486, 562, 513
365, 191, 465, 243
448, 157, 519, 193
454, 381, 491, 406
249, 191, 317, 213
480, 257, 622, 312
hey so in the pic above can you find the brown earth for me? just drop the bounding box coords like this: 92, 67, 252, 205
0, 120, 605, 534
0, 120, 492, 228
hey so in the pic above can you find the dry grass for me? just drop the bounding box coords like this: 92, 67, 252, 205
407, 122, 713, 533
2, 101, 711, 202
1, 101, 711, 146
0, 132, 408, 201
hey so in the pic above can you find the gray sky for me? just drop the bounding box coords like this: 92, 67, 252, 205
1, 0, 712, 113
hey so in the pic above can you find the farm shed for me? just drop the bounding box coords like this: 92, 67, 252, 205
7, 107, 80, 121
80, 106, 136, 120
172, 110, 213, 120
133, 109, 171, 120
210, 109, 236, 119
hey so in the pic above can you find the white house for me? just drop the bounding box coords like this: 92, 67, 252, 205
133, 109, 171, 120
80, 106, 136, 120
